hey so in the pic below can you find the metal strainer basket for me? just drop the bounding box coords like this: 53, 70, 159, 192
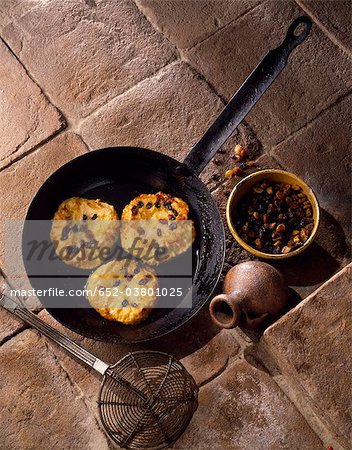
100, 351, 198, 449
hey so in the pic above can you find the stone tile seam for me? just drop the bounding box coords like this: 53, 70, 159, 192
0, 125, 88, 175
185, 0, 267, 52
0, 125, 68, 174
0, 37, 67, 130
76, 55, 259, 151
197, 328, 262, 389
0, 306, 42, 347
133, 0, 182, 56
0, 323, 28, 347
73, 46, 178, 125
0, 36, 69, 172
134, 0, 266, 53
254, 341, 349, 450
268, 89, 352, 156
294, 0, 352, 58
198, 351, 256, 390
71, 127, 92, 152
197, 356, 230, 388
180, 52, 228, 105
75, 58, 181, 134
41, 337, 110, 440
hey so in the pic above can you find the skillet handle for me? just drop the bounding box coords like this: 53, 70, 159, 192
183, 16, 312, 176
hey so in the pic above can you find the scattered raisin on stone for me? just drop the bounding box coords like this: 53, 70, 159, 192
234, 144, 247, 161
225, 169, 234, 179
233, 166, 244, 176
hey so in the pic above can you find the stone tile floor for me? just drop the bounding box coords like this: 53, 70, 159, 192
0, 1, 350, 449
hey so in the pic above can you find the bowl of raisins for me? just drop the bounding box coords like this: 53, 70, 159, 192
226, 169, 320, 259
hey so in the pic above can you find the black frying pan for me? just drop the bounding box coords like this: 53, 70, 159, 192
23, 17, 311, 343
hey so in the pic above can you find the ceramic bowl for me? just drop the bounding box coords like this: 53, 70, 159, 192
226, 169, 320, 259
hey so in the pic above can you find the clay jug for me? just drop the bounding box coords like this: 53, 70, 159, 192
209, 261, 289, 329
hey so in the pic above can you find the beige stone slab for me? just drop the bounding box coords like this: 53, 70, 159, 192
175, 358, 324, 449
0, 329, 109, 449
80, 61, 224, 158
263, 263, 352, 443
136, 0, 263, 49
0, 0, 38, 31
271, 93, 351, 241
1, 0, 176, 119
184, 0, 352, 148
299, 0, 352, 52
0, 39, 65, 169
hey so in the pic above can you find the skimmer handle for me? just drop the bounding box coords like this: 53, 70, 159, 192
0, 292, 109, 375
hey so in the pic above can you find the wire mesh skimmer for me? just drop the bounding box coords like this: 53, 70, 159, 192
0, 285, 198, 449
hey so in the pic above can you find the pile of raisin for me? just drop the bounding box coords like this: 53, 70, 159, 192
234, 179, 314, 254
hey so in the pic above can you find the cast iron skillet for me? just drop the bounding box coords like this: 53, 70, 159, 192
23, 17, 311, 343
